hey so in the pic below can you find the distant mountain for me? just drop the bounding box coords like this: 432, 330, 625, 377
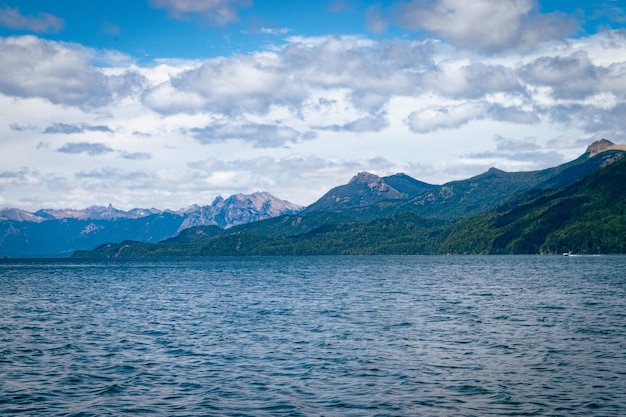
0, 205, 162, 222
73, 139, 626, 258
0, 212, 185, 258
304, 171, 436, 213
178, 192, 302, 230
0, 208, 44, 222
0, 192, 301, 257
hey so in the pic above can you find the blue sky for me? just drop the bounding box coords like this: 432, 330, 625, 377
1, 0, 626, 210
2, 1, 622, 59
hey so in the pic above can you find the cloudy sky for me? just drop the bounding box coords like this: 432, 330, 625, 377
1, 0, 625, 210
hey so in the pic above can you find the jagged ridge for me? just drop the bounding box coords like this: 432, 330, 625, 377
0, 192, 302, 257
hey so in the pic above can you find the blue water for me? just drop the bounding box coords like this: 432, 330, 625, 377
1, 256, 625, 416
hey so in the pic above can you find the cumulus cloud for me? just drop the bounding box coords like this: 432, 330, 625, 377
407, 102, 490, 133
467, 149, 565, 167
0, 167, 41, 186
190, 121, 314, 148
3, 24, 626, 211
494, 135, 540, 152
9, 123, 36, 131
56, 141, 152, 160
0, 36, 146, 107
74, 167, 156, 195
57, 142, 115, 156
427, 62, 524, 99
0, 6, 64, 33
460, 135, 565, 169
141, 83, 208, 115
392, 0, 576, 52
489, 105, 540, 125
257, 27, 291, 36
407, 101, 540, 133
544, 102, 626, 135
149, 0, 252, 25
44, 123, 113, 134
283, 36, 427, 100
600, 61, 626, 98
316, 112, 389, 132
144, 53, 307, 115
521, 52, 599, 99
520, 50, 626, 103
120, 151, 152, 160
143, 36, 433, 116
546, 135, 595, 150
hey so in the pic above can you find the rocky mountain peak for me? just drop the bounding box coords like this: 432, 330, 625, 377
586, 139, 614, 155
177, 191, 302, 230
350, 171, 380, 183
211, 196, 225, 206
349, 172, 389, 192
586, 139, 626, 157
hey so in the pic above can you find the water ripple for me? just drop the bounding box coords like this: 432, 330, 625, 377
0, 255, 625, 415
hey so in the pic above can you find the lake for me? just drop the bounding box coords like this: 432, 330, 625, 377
1, 256, 625, 416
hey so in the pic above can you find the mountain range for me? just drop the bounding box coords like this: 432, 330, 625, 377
0, 192, 301, 257
69, 139, 626, 258
3, 139, 625, 257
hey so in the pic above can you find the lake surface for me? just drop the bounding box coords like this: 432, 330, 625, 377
1, 255, 625, 416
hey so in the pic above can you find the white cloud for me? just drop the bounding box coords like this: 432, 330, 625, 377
0, 6, 63, 33
258, 27, 291, 36
0, 167, 42, 187
467, 149, 565, 167
0, 36, 145, 107
392, 0, 576, 52
283, 36, 427, 100
1, 24, 626, 210
189, 121, 313, 148
407, 102, 491, 133
149, 0, 252, 25
494, 134, 540, 152
427, 61, 524, 99
44, 123, 113, 134
316, 112, 389, 133
521, 51, 599, 99
600, 62, 626, 98
142, 83, 209, 114
120, 151, 152, 161
143, 36, 432, 116
144, 53, 307, 115
57, 142, 115, 156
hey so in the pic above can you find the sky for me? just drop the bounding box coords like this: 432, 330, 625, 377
1, 0, 626, 210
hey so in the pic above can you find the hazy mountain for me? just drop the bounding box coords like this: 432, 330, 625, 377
1, 205, 162, 222
0, 212, 185, 258
178, 192, 302, 230
0, 192, 302, 257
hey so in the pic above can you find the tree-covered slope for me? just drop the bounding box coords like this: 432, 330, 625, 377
303, 143, 624, 222
438, 154, 626, 254
73, 213, 449, 257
